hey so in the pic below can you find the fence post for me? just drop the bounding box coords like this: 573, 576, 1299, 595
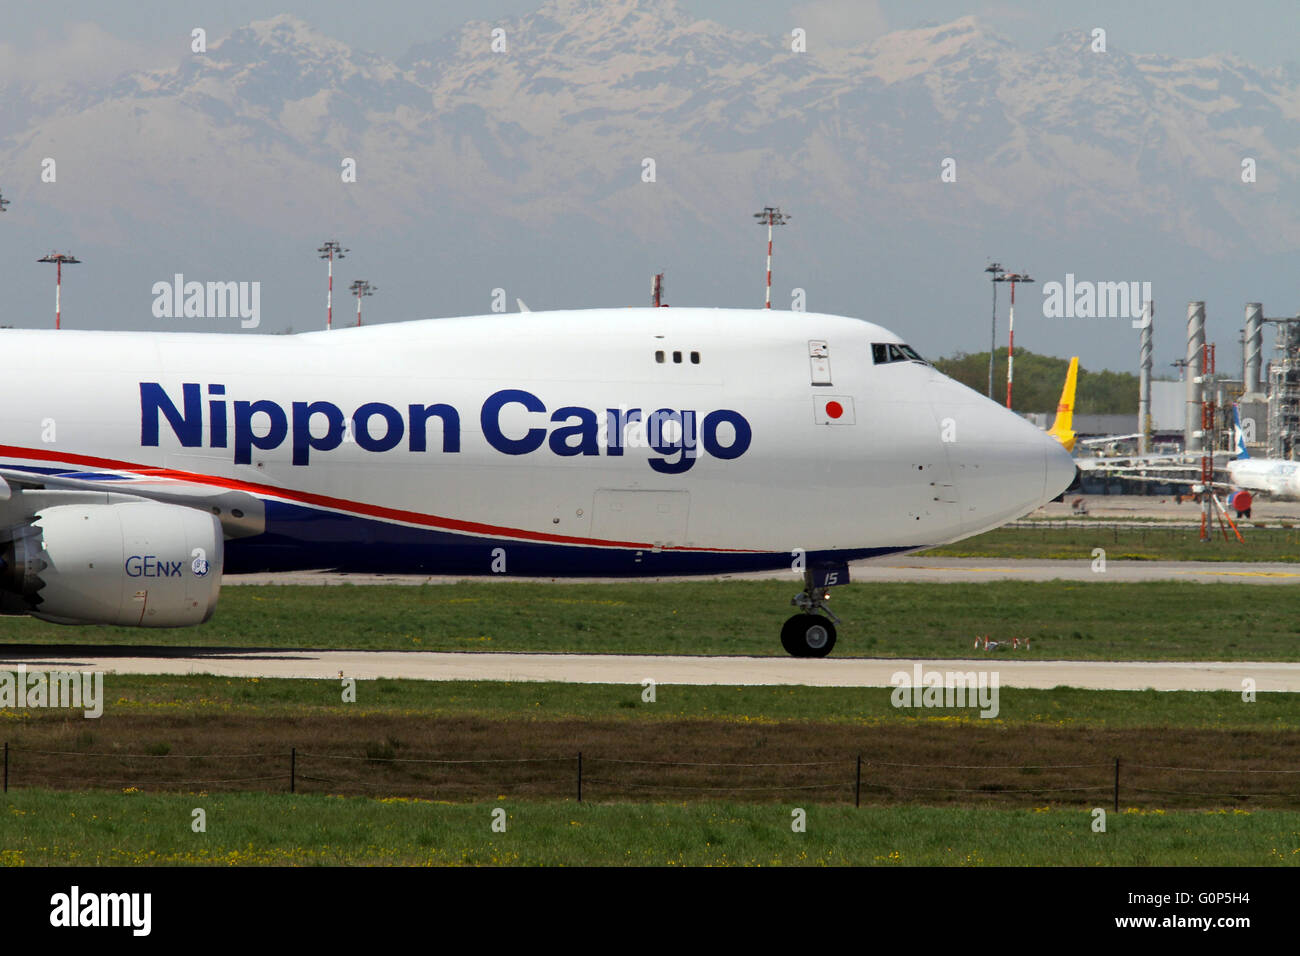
855, 755, 861, 808
577, 751, 583, 803
290, 748, 296, 794
1113, 756, 1120, 813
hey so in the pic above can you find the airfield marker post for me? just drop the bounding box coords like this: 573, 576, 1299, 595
1113, 757, 1120, 813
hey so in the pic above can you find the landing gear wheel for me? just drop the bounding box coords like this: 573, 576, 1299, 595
781, 613, 837, 658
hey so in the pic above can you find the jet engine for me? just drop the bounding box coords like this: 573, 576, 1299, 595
0, 501, 222, 626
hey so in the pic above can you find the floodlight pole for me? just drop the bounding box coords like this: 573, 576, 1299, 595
38, 252, 81, 330
318, 240, 348, 330
753, 206, 790, 309
984, 262, 1004, 399
1, 192, 9, 328
349, 279, 376, 327
993, 271, 1035, 409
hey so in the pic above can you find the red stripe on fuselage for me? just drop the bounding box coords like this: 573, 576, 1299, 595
0, 444, 758, 553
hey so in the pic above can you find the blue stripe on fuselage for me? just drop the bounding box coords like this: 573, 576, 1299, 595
223, 499, 909, 576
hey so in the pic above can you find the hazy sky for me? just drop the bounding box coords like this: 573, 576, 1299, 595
3, 0, 1298, 382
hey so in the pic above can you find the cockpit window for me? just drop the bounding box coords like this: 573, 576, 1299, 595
872, 342, 928, 365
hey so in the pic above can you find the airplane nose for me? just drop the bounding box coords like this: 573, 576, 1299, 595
929, 372, 1076, 535
1044, 432, 1077, 503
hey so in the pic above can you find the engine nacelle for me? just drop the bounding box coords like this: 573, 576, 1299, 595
0, 501, 223, 626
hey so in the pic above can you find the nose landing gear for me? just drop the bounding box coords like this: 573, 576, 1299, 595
781, 613, 836, 657
781, 566, 845, 658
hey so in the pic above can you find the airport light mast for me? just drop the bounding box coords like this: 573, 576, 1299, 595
984, 262, 1004, 399
37, 252, 81, 330
317, 240, 348, 330
993, 271, 1034, 409
753, 206, 789, 309
349, 279, 376, 327
2, 193, 11, 327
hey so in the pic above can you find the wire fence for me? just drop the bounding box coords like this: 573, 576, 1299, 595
4, 743, 1298, 809
1003, 519, 1298, 534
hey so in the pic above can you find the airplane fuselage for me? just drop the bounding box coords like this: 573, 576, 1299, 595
1227, 458, 1300, 500
0, 309, 1073, 578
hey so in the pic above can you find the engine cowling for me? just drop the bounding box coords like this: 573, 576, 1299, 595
0, 501, 223, 626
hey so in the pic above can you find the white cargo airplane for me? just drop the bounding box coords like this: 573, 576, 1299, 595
0, 309, 1074, 656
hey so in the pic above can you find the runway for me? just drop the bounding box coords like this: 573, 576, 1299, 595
840, 558, 1300, 584
1, 648, 1295, 692
224, 557, 1300, 586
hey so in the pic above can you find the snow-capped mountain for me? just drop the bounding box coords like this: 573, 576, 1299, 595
3, 2, 1295, 250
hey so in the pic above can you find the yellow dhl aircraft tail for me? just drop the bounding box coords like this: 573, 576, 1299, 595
1047, 356, 1078, 452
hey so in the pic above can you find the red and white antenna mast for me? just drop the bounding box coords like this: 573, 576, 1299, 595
317, 240, 348, 330
752, 206, 790, 309
37, 252, 81, 330
652, 272, 667, 307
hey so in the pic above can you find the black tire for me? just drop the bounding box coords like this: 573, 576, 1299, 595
780, 613, 837, 658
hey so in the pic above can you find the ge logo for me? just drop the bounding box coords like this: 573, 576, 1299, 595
192, 548, 209, 577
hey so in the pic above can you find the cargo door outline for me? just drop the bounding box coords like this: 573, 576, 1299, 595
592, 490, 691, 550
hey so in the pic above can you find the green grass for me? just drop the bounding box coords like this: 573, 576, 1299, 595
6, 580, 1300, 660
2, 791, 1295, 865
923, 525, 1300, 561
61, 675, 1300, 731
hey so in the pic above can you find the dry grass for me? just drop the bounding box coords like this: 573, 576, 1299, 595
5, 712, 1299, 811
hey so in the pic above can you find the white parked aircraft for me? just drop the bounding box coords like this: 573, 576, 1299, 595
1078, 405, 1299, 516
1224, 406, 1300, 507
0, 309, 1074, 656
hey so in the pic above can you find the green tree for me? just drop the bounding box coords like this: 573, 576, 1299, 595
932, 350, 1139, 414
